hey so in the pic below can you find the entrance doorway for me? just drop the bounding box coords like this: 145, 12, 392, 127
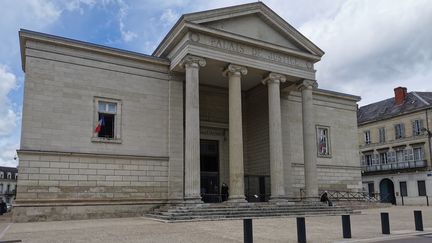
200, 140, 220, 203
379, 178, 396, 204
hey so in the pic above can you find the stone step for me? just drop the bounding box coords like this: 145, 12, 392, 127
146, 210, 352, 221
158, 207, 348, 215
146, 202, 353, 222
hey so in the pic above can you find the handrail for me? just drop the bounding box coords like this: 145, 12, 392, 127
322, 190, 379, 202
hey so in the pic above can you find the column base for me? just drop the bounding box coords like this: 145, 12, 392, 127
227, 195, 247, 203
183, 196, 203, 204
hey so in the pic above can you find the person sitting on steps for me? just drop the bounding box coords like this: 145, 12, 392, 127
320, 191, 333, 206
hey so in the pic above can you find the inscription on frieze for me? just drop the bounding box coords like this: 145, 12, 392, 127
190, 32, 314, 70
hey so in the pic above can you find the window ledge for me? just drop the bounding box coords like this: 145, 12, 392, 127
91, 137, 122, 144
318, 154, 332, 158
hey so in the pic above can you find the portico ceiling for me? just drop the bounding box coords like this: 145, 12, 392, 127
199, 59, 300, 91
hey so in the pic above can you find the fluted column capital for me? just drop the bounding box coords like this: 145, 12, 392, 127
223, 64, 248, 77
180, 55, 206, 69
262, 72, 286, 85
298, 79, 318, 91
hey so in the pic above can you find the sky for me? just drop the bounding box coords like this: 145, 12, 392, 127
0, 0, 431, 167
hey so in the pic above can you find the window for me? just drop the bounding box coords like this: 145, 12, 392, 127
418, 180, 427, 196
92, 97, 122, 143
6, 184, 10, 193
14, 173, 17, 180
396, 150, 404, 162
364, 130, 371, 144
365, 154, 373, 166
395, 123, 405, 139
412, 119, 423, 136
379, 152, 388, 164
413, 147, 424, 161
378, 127, 386, 143
316, 126, 331, 156
400, 181, 408, 197
0, 172, 3, 179
367, 183, 375, 197
7, 172, 11, 180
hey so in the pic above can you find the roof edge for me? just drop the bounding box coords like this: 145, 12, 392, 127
358, 106, 432, 126
314, 88, 361, 102
19, 29, 170, 72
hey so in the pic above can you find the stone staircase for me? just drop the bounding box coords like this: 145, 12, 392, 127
145, 202, 354, 222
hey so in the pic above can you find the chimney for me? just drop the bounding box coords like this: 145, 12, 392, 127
394, 87, 407, 105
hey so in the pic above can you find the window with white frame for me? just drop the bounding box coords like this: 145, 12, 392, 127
0, 172, 3, 179
413, 146, 424, 161
396, 149, 404, 162
7, 172, 11, 179
378, 127, 386, 143
365, 154, 373, 166
412, 119, 423, 136
395, 123, 405, 139
316, 126, 331, 157
379, 152, 388, 164
93, 97, 122, 142
364, 130, 371, 144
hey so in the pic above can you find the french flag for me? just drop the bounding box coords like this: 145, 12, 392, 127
95, 117, 105, 133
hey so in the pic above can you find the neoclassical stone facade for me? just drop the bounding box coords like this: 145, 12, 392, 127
15, 2, 361, 221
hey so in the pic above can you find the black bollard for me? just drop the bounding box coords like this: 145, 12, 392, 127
414, 210, 423, 231
243, 218, 253, 243
401, 195, 404, 206
381, 212, 390, 234
342, 215, 351, 238
427, 196, 429, 206
297, 217, 306, 243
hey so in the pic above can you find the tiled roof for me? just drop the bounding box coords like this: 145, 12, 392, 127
358, 92, 432, 125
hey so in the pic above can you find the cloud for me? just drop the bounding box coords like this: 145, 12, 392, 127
117, 0, 138, 42
160, 9, 180, 27
0, 65, 19, 167
0, 65, 18, 136
298, 0, 432, 105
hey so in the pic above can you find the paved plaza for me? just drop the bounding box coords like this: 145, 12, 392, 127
1, 206, 432, 243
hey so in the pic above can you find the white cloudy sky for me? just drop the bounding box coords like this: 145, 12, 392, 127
0, 0, 431, 167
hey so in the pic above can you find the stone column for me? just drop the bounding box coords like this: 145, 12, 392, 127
223, 64, 247, 202
299, 80, 318, 199
180, 55, 206, 202
262, 73, 286, 201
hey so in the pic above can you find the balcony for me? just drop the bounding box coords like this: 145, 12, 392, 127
362, 160, 427, 173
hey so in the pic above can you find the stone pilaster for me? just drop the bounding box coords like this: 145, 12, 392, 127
262, 73, 286, 201
180, 55, 206, 202
298, 79, 318, 199
223, 64, 247, 202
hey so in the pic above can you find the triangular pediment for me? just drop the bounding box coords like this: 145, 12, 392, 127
153, 2, 324, 58
202, 14, 302, 51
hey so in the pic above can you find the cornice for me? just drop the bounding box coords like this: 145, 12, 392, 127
19, 29, 170, 72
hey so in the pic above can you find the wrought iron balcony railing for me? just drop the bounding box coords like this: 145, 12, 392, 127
362, 160, 427, 172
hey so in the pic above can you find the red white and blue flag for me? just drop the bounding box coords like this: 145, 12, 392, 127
95, 117, 105, 133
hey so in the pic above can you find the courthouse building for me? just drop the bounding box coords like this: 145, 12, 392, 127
15, 2, 361, 221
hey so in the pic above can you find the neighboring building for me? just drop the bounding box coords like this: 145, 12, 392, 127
0, 166, 18, 204
15, 2, 361, 222
358, 87, 432, 205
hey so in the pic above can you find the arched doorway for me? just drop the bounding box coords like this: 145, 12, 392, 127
379, 178, 396, 204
